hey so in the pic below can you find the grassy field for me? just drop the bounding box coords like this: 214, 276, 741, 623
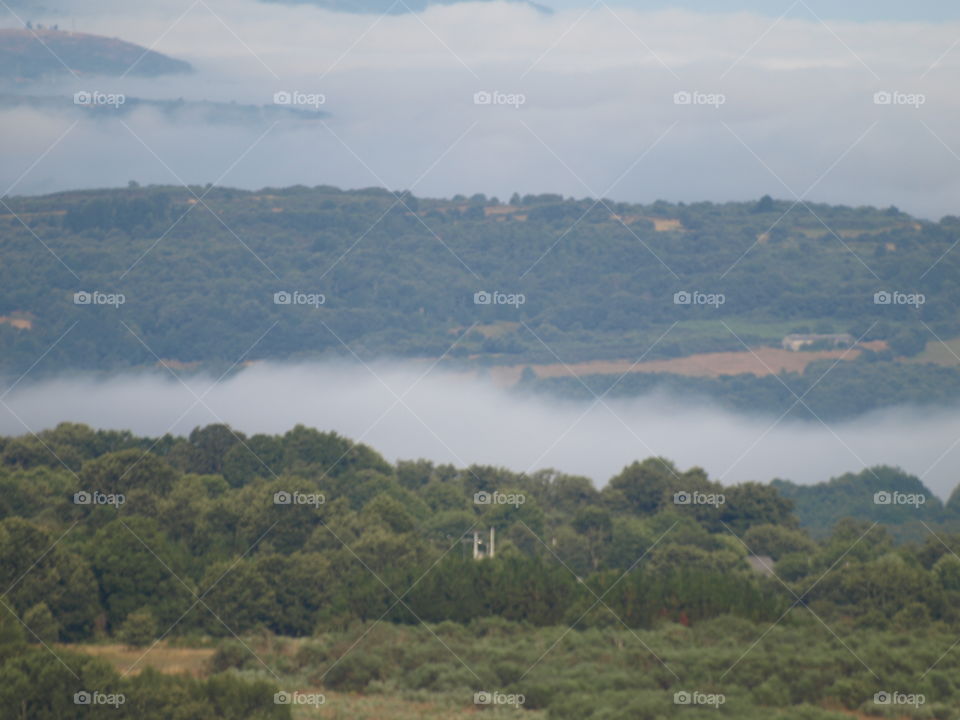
65, 638, 546, 719
59, 642, 215, 677
489, 346, 867, 385
908, 338, 960, 366
671, 318, 850, 343
306, 693, 543, 719
63, 616, 960, 720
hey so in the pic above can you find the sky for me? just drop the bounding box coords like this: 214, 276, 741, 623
2, 0, 960, 218
546, 0, 960, 22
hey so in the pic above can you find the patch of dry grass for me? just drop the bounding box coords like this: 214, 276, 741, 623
306, 691, 544, 719
63, 642, 214, 677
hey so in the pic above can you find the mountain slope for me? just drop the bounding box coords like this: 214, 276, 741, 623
0, 27, 192, 79
0, 185, 957, 420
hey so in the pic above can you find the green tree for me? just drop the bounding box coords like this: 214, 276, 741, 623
117, 608, 158, 648
80, 449, 177, 496
573, 506, 613, 570
603, 458, 679, 515
21, 603, 58, 645
720, 483, 795, 533
187, 424, 244, 474
90, 517, 193, 629
742, 524, 816, 560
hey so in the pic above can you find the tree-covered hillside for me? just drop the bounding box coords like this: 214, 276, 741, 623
4, 422, 960, 718
529, 358, 960, 420
2, 186, 955, 369
0, 28, 192, 80
774, 466, 960, 541
2, 185, 959, 416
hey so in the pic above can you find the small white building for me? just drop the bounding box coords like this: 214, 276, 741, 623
781, 333, 854, 352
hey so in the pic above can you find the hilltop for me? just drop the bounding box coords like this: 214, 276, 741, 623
0, 27, 191, 80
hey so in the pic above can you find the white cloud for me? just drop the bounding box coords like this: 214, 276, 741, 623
3, 361, 959, 498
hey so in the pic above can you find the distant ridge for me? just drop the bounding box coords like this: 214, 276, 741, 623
0, 93, 329, 123
0, 27, 192, 80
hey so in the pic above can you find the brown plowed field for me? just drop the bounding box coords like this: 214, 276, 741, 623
491, 342, 888, 386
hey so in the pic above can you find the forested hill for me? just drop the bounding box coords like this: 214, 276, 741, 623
1, 185, 957, 384
1, 421, 957, 645
4, 422, 960, 718
774, 467, 960, 541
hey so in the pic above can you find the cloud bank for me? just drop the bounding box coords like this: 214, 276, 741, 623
3, 361, 959, 497
3, 0, 960, 217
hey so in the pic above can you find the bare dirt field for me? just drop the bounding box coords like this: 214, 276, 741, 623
0, 315, 32, 330
490, 342, 888, 386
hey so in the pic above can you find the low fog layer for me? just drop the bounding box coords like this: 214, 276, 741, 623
4, 0, 960, 217
3, 361, 959, 497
